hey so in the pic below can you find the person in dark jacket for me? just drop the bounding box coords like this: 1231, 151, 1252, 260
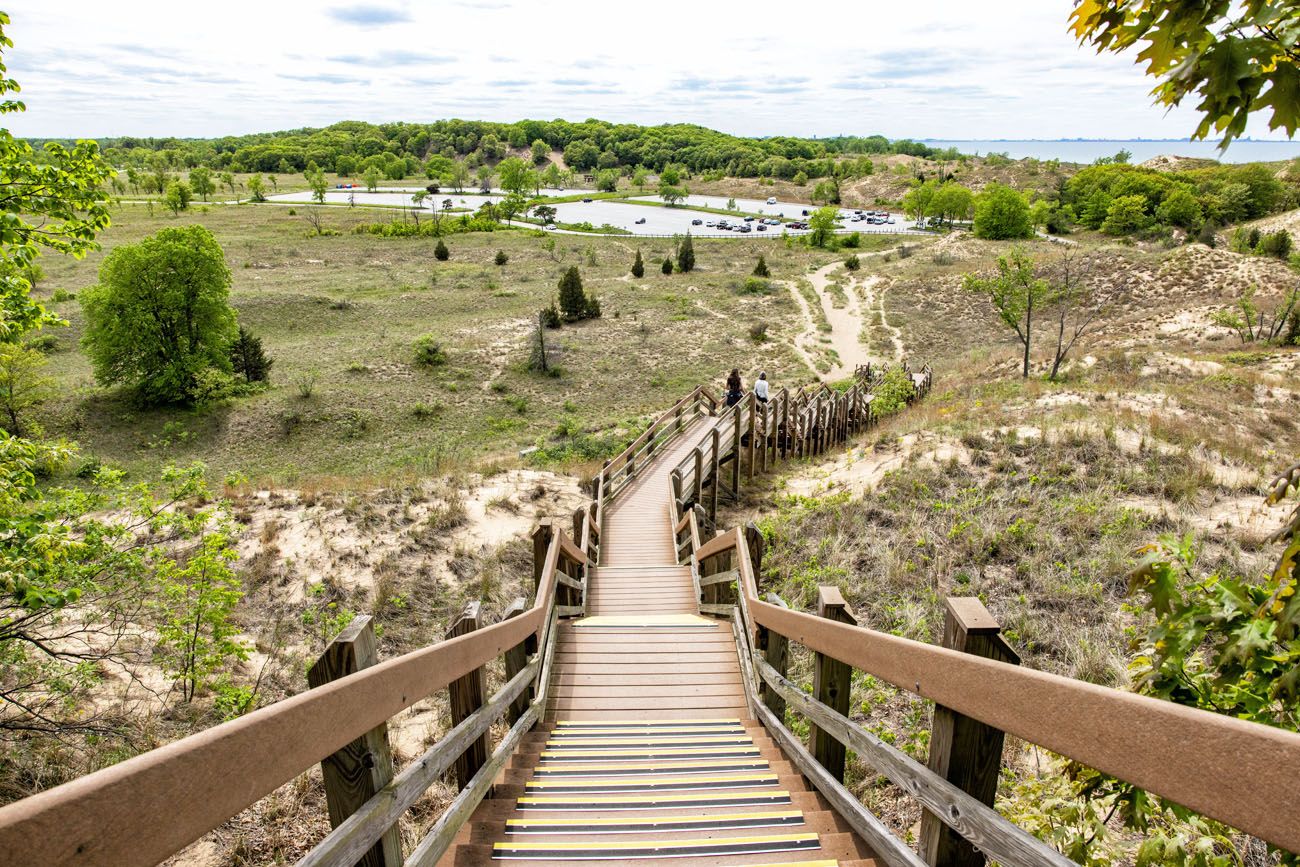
725, 368, 743, 407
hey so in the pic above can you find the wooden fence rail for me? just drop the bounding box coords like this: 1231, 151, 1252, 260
696, 527, 1300, 859
0, 527, 591, 867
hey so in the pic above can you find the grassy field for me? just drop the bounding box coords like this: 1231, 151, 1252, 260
34, 202, 854, 486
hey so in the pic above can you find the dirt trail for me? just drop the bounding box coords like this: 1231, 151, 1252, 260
858, 276, 904, 362
781, 277, 826, 376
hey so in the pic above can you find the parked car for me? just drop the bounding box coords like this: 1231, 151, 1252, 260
743, 215, 755, 222
635, 217, 647, 224
738, 225, 752, 233
544, 224, 558, 231
766, 196, 777, 205
691, 219, 703, 225
757, 224, 767, 231
801, 209, 809, 216
705, 221, 716, 227
582, 198, 593, 203
887, 216, 896, 224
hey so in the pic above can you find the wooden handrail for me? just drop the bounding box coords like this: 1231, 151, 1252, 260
0, 524, 588, 867
704, 524, 1300, 853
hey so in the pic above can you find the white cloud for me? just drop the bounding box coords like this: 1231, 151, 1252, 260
3, 0, 1295, 144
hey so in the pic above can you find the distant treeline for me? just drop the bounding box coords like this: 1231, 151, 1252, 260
25, 119, 964, 181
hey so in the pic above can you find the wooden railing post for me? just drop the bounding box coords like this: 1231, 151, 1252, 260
499, 597, 536, 725
731, 402, 742, 499
307, 616, 402, 867
920, 598, 1021, 867
744, 522, 765, 589
757, 594, 789, 719
780, 391, 789, 461
693, 447, 704, 507
747, 397, 757, 482
530, 519, 553, 597
709, 427, 721, 524
810, 586, 856, 782
446, 602, 489, 791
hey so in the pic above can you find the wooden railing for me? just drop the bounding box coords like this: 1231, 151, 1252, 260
0, 526, 593, 867
595, 385, 718, 508
669, 362, 933, 537
697, 527, 1300, 864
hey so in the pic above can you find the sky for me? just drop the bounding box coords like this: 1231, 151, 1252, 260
5, 0, 1294, 142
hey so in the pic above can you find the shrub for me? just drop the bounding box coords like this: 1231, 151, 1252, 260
413, 334, 448, 367
494, 249, 508, 266
932, 250, 956, 266
840, 232, 861, 249
1101, 194, 1152, 235
1196, 222, 1219, 248
752, 255, 770, 277
871, 366, 916, 416
972, 183, 1033, 240
897, 244, 914, 259
631, 249, 644, 278
661, 256, 673, 275
739, 277, 772, 295
1258, 229, 1293, 260
541, 303, 561, 328
844, 255, 860, 271
749, 322, 769, 343
229, 326, 273, 384
434, 240, 450, 260
49, 288, 75, 303
558, 266, 588, 321
676, 234, 695, 273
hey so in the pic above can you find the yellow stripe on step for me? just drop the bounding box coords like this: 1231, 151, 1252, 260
550, 725, 743, 736
555, 718, 741, 727
526, 772, 777, 789
505, 810, 803, 829
571, 614, 719, 628
545, 735, 751, 746
493, 833, 818, 852
518, 789, 791, 806
539, 746, 761, 760
534, 758, 768, 774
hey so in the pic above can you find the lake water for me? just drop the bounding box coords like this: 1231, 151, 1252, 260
921, 139, 1300, 164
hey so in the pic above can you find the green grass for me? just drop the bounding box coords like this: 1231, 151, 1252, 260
32, 202, 846, 486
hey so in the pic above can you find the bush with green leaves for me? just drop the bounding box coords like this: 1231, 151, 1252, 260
739, 277, 772, 295
973, 183, 1034, 240
434, 239, 450, 260
844, 254, 860, 271
868, 366, 915, 416
753, 255, 770, 277
80, 225, 238, 406
229, 326, 273, 384
413, 334, 448, 367
494, 249, 508, 266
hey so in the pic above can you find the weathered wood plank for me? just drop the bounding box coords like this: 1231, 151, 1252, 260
306, 616, 402, 867
445, 603, 488, 791
811, 586, 856, 782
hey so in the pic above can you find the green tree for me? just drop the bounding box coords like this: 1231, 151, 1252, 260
1101, 194, 1151, 235
540, 163, 563, 190
808, 205, 839, 248
530, 138, 549, 164
793, 170, 808, 186
0, 342, 53, 435
660, 165, 681, 186
903, 179, 940, 224
661, 256, 673, 275
973, 183, 1033, 240
1071, 1, 1300, 148
676, 234, 695, 273
219, 171, 236, 198
189, 166, 214, 202
632, 167, 650, 192
558, 266, 589, 321
449, 160, 471, 192
80, 225, 237, 405
631, 249, 644, 278
1155, 188, 1203, 229
753, 255, 770, 277
931, 182, 974, 228
308, 167, 329, 204
152, 511, 247, 703
163, 180, 192, 215
963, 247, 1049, 377
246, 174, 266, 203
434, 239, 450, 261
494, 249, 509, 266
363, 165, 381, 193
229, 325, 272, 383
595, 170, 618, 192
498, 156, 533, 196
659, 182, 686, 206
533, 204, 557, 225
476, 164, 495, 192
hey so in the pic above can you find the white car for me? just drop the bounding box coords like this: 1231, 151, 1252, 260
766, 196, 777, 205
544, 224, 557, 231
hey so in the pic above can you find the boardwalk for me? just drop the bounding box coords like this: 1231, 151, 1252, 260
443, 416, 877, 864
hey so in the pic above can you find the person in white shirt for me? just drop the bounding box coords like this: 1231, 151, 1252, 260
753, 372, 770, 403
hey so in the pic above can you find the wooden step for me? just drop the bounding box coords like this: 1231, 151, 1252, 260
489, 831, 822, 860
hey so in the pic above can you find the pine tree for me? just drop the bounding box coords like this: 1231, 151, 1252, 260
229, 326, 273, 383
529, 310, 550, 372
558, 266, 587, 321
434, 239, 450, 261
661, 256, 673, 275
676, 233, 695, 273
752, 255, 770, 277
494, 250, 508, 266
631, 249, 644, 278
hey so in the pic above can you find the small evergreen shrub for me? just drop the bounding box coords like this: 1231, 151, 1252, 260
434, 240, 450, 261
413, 334, 448, 367
494, 250, 508, 266
752, 256, 770, 277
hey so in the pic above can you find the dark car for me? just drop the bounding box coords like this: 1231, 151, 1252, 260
756, 224, 767, 231
582, 198, 593, 203
691, 219, 703, 225
635, 217, 646, 224
743, 215, 755, 222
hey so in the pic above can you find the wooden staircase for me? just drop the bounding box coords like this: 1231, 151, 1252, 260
440, 416, 880, 864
